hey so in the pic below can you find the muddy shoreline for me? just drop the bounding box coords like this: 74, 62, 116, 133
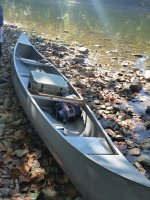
0, 23, 150, 200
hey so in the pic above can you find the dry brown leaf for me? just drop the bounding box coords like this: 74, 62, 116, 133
19, 175, 31, 183
34, 149, 42, 159
19, 164, 30, 176
63, 174, 70, 184
56, 174, 69, 184
0, 178, 12, 187
0, 143, 6, 152
66, 185, 79, 198
31, 160, 41, 169
11, 169, 21, 179
7, 147, 14, 153
14, 130, 25, 140
11, 193, 31, 200
26, 156, 34, 168
47, 174, 55, 185
3, 152, 13, 164
30, 168, 45, 181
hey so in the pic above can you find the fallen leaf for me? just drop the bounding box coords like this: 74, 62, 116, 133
0, 143, 6, 152
3, 152, 13, 164
19, 175, 31, 183
34, 149, 41, 159
30, 160, 40, 169
30, 168, 45, 181
14, 130, 25, 140
11, 169, 21, 179
65, 185, 79, 198
19, 164, 30, 176
26, 156, 34, 168
0, 178, 12, 187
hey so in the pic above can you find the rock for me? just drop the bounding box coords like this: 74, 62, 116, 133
105, 129, 117, 139
11, 119, 23, 126
7, 113, 19, 123
66, 198, 73, 200
5, 129, 14, 135
126, 140, 135, 147
0, 99, 4, 105
0, 188, 10, 197
115, 135, 125, 142
0, 114, 9, 124
121, 87, 131, 94
14, 130, 25, 140
64, 30, 69, 33
94, 100, 101, 105
72, 57, 85, 64
75, 79, 87, 88
134, 162, 146, 176
128, 148, 141, 156
75, 197, 84, 200
75, 54, 86, 58
0, 83, 12, 89
143, 138, 150, 143
101, 119, 116, 129
88, 102, 97, 109
145, 106, 150, 114
37, 192, 46, 200
115, 141, 127, 151
126, 109, 133, 117
0, 124, 6, 129
78, 47, 89, 54
40, 59, 48, 64
9, 46, 15, 54
13, 149, 29, 158
137, 155, 150, 167
0, 105, 6, 111
142, 138, 150, 149
130, 80, 142, 93
29, 192, 40, 200
83, 70, 95, 78
106, 106, 113, 111
94, 44, 101, 48
132, 54, 143, 58
144, 121, 150, 130
100, 105, 106, 109
113, 124, 120, 131
120, 61, 128, 67
145, 70, 150, 81
3, 96, 14, 107
59, 45, 68, 52
42, 188, 57, 198
0, 124, 6, 136
112, 105, 122, 112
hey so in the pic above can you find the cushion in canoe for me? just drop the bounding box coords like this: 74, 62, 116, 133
30, 71, 69, 95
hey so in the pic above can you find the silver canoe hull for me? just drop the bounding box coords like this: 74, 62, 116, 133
12, 33, 150, 200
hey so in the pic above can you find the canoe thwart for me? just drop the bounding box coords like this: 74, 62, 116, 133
29, 89, 86, 105
16, 55, 51, 66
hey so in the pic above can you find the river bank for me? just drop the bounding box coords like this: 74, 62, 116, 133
0, 23, 150, 200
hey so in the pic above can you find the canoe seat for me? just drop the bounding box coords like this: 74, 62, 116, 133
65, 137, 113, 155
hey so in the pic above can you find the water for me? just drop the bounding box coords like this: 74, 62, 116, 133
1, 0, 150, 67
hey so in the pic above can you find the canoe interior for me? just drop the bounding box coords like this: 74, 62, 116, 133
16, 43, 43, 61
15, 41, 115, 155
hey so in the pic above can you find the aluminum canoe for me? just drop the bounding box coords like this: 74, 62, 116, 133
12, 33, 150, 200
